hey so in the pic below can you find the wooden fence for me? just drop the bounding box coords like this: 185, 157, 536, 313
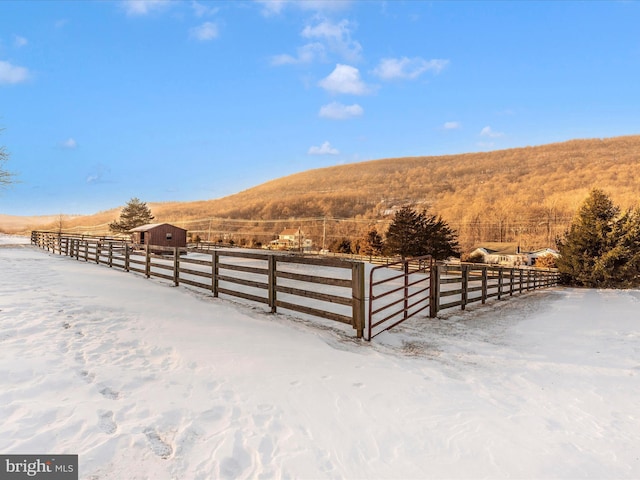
365, 258, 560, 340
31, 231, 560, 341
31, 231, 365, 338
430, 263, 561, 316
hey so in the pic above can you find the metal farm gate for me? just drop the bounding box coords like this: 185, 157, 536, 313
367, 256, 433, 340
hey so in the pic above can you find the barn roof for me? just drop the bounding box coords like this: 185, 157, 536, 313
129, 223, 186, 232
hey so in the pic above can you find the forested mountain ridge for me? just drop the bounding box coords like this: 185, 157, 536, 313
10, 134, 640, 252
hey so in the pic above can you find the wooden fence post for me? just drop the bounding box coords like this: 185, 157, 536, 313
124, 244, 130, 272
212, 251, 219, 297
268, 255, 277, 313
96, 242, 101, 264
519, 269, 524, 293
351, 262, 365, 339
403, 261, 410, 320
498, 268, 504, 300
145, 245, 151, 278
108, 243, 113, 267
429, 264, 440, 318
481, 267, 488, 304
173, 247, 180, 286
461, 265, 468, 310
509, 268, 515, 296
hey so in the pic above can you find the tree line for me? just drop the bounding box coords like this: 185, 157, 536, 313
108, 198, 461, 261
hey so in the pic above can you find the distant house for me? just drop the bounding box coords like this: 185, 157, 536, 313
129, 223, 187, 250
267, 228, 313, 252
468, 243, 559, 267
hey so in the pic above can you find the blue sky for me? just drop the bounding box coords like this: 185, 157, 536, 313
1, 0, 639, 216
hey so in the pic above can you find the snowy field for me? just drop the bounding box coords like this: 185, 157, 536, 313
1, 234, 640, 479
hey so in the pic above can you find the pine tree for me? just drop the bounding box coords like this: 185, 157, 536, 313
328, 238, 352, 254
557, 189, 640, 287
109, 197, 155, 233
557, 189, 617, 286
418, 213, 460, 260
384, 207, 459, 260
384, 207, 423, 259
593, 207, 640, 287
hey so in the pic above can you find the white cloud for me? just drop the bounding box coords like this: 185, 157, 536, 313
190, 22, 219, 41
255, 0, 287, 16
0, 60, 30, 85
308, 141, 339, 155
443, 121, 461, 130
302, 19, 361, 62
270, 42, 325, 66
256, 0, 350, 16
296, 1, 352, 12
14, 35, 28, 48
61, 138, 77, 149
319, 101, 363, 120
122, 0, 171, 16
191, 1, 218, 17
318, 64, 372, 95
270, 16, 360, 68
372, 57, 449, 81
480, 126, 504, 138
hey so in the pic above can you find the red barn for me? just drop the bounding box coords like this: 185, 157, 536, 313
129, 223, 187, 250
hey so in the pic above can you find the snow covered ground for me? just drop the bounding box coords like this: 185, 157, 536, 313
1, 234, 639, 479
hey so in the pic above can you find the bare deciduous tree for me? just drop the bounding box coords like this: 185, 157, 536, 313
1, 129, 15, 189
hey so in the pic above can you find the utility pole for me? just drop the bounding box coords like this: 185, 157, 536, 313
322, 217, 326, 252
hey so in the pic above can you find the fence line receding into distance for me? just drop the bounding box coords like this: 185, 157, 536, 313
31, 231, 561, 340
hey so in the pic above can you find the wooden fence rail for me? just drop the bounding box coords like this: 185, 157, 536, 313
31, 231, 560, 340
31, 231, 365, 338
429, 263, 560, 317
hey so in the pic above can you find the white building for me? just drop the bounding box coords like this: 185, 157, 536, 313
469, 243, 559, 267
267, 228, 313, 252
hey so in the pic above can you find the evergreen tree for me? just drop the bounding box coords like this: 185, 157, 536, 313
557, 189, 618, 286
557, 189, 640, 287
384, 207, 459, 260
328, 238, 352, 254
384, 207, 423, 259
592, 207, 640, 287
109, 197, 155, 233
418, 213, 460, 260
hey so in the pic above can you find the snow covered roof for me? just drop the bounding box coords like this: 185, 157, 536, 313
128, 223, 186, 232
472, 243, 520, 255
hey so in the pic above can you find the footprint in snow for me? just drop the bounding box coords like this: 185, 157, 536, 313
78, 370, 95, 383
98, 410, 117, 434
98, 385, 120, 400
144, 428, 173, 459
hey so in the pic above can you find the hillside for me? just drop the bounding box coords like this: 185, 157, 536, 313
7, 134, 640, 252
